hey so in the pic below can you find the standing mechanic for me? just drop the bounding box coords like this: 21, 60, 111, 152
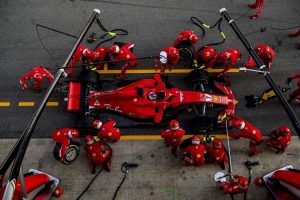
193, 46, 217, 69
154, 46, 180, 74
183, 135, 206, 166
204, 138, 228, 169
52, 128, 79, 163
20, 66, 54, 91
248, 0, 266, 19
266, 125, 291, 154
91, 47, 109, 69
228, 115, 263, 156
85, 135, 112, 173
93, 119, 121, 142
67, 45, 93, 75
173, 30, 199, 47
243, 44, 275, 70
207, 48, 241, 77
287, 72, 300, 103
109, 43, 137, 80
161, 120, 185, 156
216, 174, 249, 194
289, 28, 300, 50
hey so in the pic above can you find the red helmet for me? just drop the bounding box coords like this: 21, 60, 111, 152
200, 46, 217, 61
232, 119, 245, 130
191, 135, 201, 145
277, 125, 290, 136
67, 129, 79, 139
93, 120, 103, 129
168, 47, 179, 61
53, 187, 64, 198
169, 120, 179, 130
85, 135, 94, 145
237, 176, 249, 189
189, 33, 199, 44
82, 48, 92, 58
33, 73, 43, 82
212, 138, 222, 149
110, 45, 120, 55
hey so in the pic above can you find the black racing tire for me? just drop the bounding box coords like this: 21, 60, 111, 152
63, 144, 80, 165
177, 43, 195, 60
192, 116, 213, 133
80, 70, 101, 89
186, 69, 209, 84
53, 143, 62, 162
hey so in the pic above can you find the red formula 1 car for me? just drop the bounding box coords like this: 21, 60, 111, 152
66, 69, 236, 131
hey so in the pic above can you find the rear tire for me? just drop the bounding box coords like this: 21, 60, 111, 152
177, 43, 195, 60
80, 70, 101, 89
192, 116, 213, 133
63, 144, 80, 165
186, 69, 209, 85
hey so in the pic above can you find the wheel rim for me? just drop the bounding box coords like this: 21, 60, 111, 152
65, 148, 78, 162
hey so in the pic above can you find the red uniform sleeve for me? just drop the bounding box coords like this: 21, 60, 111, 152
290, 73, 300, 80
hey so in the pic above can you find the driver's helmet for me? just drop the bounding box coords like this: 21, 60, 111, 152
277, 125, 290, 136
68, 129, 79, 139
148, 91, 157, 101
110, 45, 120, 55
212, 138, 222, 149
93, 120, 103, 129
169, 120, 180, 130
189, 33, 199, 44
191, 135, 201, 145
85, 135, 94, 145
33, 73, 43, 82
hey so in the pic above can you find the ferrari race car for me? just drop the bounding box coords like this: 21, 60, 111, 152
66, 69, 236, 131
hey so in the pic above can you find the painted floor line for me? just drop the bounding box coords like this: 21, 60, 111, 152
46, 102, 59, 106
0, 102, 10, 107
19, 102, 35, 107
121, 134, 230, 140
96, 68, 240, 74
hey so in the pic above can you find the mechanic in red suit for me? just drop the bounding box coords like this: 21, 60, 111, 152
287, 72, 300, 103
91, 47, 109, 69
20, 66, 54, 91
109, 43, 137, 80
52, 128, 79, 163
193, 45, 217, 69
243, 44, 275, 70
85, 135, 112, 173
161, 120, 185, 156
217, 175, 249, 194
248, 0, 266, 19
228, 115, 263, 156
154, 46, 180, 74
266, 125, 291, 154
67, 45, 93, 75
183, 135, 206, 166
289, 28, 300, 50
205, 138, 228, 169
93, 119, 121, 142
173, 30, 199, 47
208, 48, 241, 77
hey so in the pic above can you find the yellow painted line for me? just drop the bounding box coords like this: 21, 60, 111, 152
121, 134, 230, 140
0, 102, 10, 107
19, 102, 35, 107
46, 102, 59, 106
96, 68, 240, 74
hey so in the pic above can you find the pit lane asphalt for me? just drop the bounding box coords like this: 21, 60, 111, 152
0, 0, 299, 138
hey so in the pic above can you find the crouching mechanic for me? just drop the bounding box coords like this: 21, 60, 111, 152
243, 44, 275, 71
193, 45, 217, 69
67, 45, 93, 75
216, 174, 249, 195
183, 135, 206, 166
173, 30, 199, 47
228, 115, 263, 156
161, 120, 185, 156
204, 138, 228, 169
154, 46, 180, 74
85, 135, 112, 173
266, 125, 291, 154
20, 66, 54, 91
109, 43, 137, 80
52, 128, 79, 164
93, 119, 121, 142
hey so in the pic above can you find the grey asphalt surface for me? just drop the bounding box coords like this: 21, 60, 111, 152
0, 0, 299, 138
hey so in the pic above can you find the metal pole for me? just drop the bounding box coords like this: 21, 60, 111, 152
219, 8, 300, 138
1, 9, 101, 199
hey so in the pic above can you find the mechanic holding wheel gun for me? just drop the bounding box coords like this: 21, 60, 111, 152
154, 46, 180, 74
266, 125, 291, 154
